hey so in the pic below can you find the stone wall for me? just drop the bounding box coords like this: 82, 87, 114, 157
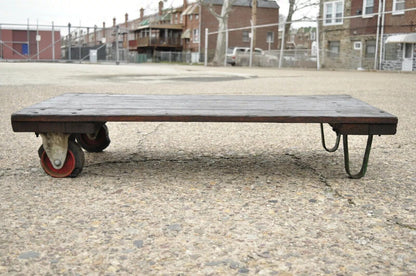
381, 35, 416, 71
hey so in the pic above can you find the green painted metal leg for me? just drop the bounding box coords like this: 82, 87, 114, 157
320, 123, 341, 152
343, 134, 373, 179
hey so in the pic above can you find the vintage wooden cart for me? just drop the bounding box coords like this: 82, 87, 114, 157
11, 94, 398, 178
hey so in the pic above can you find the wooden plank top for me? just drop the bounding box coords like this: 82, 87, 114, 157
12, 93, 398, 125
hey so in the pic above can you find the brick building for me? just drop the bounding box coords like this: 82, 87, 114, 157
320, 0, 416, 71
129, 2, 184, 56
382, 0, 416, 70
0, 29, 61, 60
290, 27, 317, 49
126, 0, 279, 60
74, 0, 279, 62
182, 0, 280, 54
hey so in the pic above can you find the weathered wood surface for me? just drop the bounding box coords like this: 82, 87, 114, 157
12, 93, 398, 134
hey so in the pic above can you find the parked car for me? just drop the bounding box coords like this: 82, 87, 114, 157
244, 48, 264, 55
226, 47, 247, 66
232, 47, 279, 67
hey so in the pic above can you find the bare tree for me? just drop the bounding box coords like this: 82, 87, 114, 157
199, 0, 237, 65
282, 0, 318, 48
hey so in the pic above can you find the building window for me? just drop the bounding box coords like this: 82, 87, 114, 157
365, 40, 376, 58
193, 29, 199, 42
189, 14, 193, 21
324, 1, 344, 25
195, 14, 199, 20
242, 31, 249, 42
363, 0, 374, 16
328, 41, 340, 57
267, 32, 274, 43
393, 0, 405, 14
384, 43, 400, 60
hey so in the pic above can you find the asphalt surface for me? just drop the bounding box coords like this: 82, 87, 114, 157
0, 63, 415, 275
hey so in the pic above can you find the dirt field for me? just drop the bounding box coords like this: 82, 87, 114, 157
1, 63, 415, 275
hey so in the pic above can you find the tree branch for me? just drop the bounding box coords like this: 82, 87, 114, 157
293, 0, 319, 13
198, 0, 238, 21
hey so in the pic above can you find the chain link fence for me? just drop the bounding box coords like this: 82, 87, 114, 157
0, 23, 131, 64
2, 18, 415, 71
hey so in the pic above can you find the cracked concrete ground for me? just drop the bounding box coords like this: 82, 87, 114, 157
0, 63, 415, 275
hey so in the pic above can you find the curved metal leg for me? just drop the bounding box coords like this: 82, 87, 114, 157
320, 123, 341, 152
343, 134, 373, 179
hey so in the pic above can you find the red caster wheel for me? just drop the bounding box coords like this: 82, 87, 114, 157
38, 141, 85, 178
75, 124, 110, 152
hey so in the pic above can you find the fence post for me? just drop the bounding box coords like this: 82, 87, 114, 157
278, 21, 285, 68
322, 32, 325, 66
36, 20, 39, 60
204, 28, 208, 66
224, 28, 228, 67
52, 21, 55, 61
0, 24, 2, 59
316, 18, 320, 71
78, 27, 82, 63
27, 19, 30, 59
68, 23, 71, 61
116, 25, 120, 65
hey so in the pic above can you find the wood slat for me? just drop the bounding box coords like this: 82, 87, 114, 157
11, 94, 398, 134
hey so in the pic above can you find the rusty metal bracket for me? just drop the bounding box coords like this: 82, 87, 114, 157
85, 127, 100, 140
343, 134, 373, 179
320, 123, 341, 152
40, 133, 70, 170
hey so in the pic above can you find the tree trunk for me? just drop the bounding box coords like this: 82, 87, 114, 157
211, 0, 234, 65
284, 0, 295, 49
212, 18, 227, 65
283, 0, 319, 49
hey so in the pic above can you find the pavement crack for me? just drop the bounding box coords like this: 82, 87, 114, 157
388, 218, 416, 230
86, 155, 247, 168
285, 153, 355, 205
143, 123, 164, 138
136, 123, 164, 147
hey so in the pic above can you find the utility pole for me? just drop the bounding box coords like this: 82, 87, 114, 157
251, 0, 257, 51
249, 0, 257, 67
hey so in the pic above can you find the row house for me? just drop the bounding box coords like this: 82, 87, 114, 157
129, 1, 184, 56
63, 18, 122, 60
181, 0, 280, 55
74, 0, 279, 61
128, 0, 280, 59
287, 27, 317, 49
320, 0, 416, 71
